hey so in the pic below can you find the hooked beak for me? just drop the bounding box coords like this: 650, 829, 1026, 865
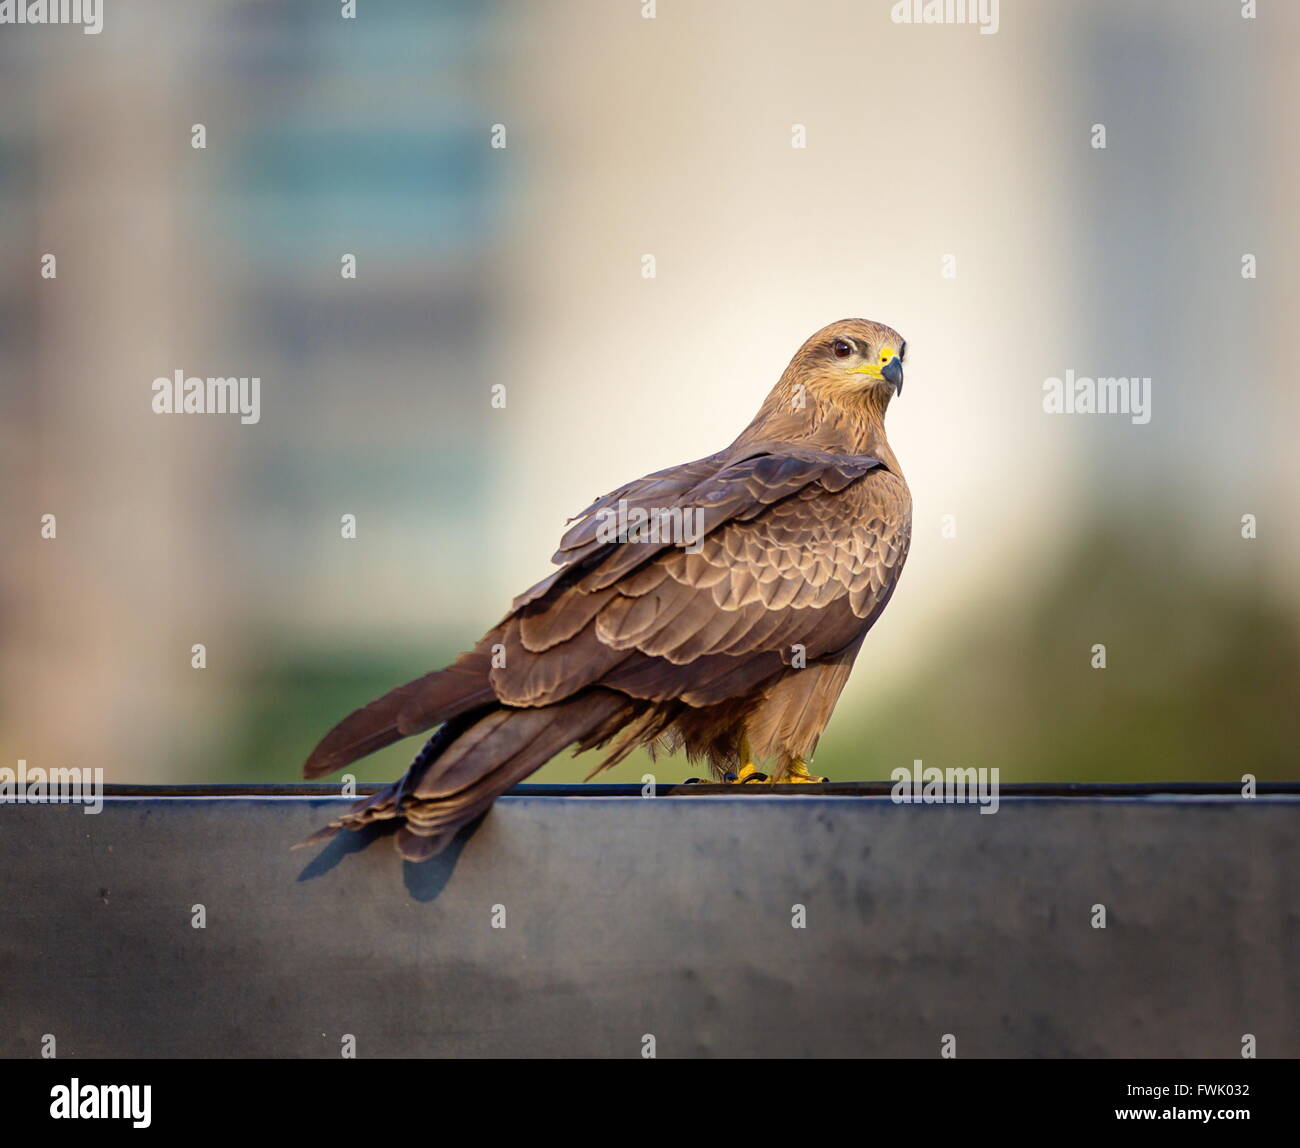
881, 355, 903, 394
850, 346, 905, 395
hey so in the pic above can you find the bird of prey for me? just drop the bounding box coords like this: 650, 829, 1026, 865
298, 318, 911, 861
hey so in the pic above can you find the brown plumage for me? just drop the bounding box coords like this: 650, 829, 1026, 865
297, 319, 912, 861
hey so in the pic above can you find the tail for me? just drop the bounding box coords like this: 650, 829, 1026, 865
301, 647, 497, 780
296, 686, 635, 862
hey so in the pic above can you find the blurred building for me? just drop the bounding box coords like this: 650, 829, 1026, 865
1, 0, 1297, 786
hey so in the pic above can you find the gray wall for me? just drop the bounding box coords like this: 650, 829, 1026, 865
2, 791, 1296, 1058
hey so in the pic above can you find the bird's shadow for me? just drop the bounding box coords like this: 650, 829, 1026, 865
295, 813, 487, 903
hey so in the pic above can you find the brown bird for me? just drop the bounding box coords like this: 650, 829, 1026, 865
298, 318, 912, 861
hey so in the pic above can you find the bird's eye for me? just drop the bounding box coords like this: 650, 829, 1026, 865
832, 339, 854, 359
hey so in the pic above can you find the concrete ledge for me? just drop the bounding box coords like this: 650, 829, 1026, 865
2, 788, 1297, 1057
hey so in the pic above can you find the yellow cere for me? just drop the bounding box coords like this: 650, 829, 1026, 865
850, 346, 897, 379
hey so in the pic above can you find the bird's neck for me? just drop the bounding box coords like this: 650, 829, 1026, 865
733, 387, 901, 472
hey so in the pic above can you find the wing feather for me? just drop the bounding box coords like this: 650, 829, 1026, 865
302, 445, 910, 781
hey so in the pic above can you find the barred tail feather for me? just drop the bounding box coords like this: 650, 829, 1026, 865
297, 691, 633, 861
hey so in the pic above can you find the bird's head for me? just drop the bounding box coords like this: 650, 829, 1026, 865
738, 318, 909, 457
793, 318, 907, 404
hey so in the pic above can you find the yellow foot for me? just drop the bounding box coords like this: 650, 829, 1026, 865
682, 761, 771, 784
680, 736, 827, 785
778, 758, 829, 784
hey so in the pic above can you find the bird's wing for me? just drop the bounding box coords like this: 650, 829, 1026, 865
303, 448, 910, 779
508, 449, 727, 610
493, 448, 911, 707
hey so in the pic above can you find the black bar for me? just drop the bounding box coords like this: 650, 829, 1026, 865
1, 1057, 1289, 1134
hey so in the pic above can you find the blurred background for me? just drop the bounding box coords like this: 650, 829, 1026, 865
1, 0, 1297, 787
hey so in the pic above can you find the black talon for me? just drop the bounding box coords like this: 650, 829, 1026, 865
741, 771, 770, 783
723, 771, 738, 782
